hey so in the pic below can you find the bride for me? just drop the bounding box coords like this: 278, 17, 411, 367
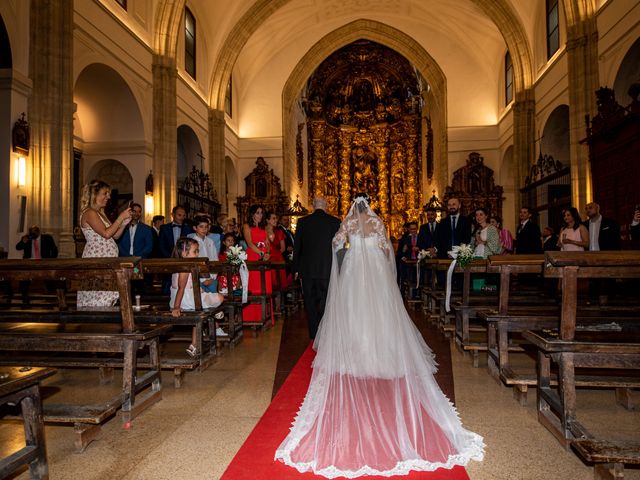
275, 193, 484, 478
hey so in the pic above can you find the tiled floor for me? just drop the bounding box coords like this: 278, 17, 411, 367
2, 306, 639, 479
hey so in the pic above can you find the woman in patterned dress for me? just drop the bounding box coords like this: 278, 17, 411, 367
77, 180, 132, 308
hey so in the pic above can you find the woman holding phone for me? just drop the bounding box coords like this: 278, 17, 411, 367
77, 179, 132, 307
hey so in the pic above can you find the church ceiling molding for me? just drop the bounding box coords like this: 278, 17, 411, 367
204, 0, 534, 110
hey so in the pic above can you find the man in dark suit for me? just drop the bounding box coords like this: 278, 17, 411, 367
292, 197, 341, 339
15, 225, 59, 303
541, 227, 559, 251
158, 206, 193, 258
515, 207, 543, 254
584, 202, 621, 305
117, 203, 154, 259
16, 225, 58, 259
278, 215, 295, 257
417, 207, 438, 252
434, 197, 472, 258
583, 202, 621, 251
397, 222, 420, 298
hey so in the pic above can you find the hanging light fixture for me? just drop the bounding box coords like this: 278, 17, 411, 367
286, 195, 309, 233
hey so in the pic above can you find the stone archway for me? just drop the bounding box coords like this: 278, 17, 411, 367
177, 124, 203, 181
614, 37, 640, 103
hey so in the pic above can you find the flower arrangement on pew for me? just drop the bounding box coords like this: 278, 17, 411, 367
226, 245, 248, 266
450, 243, 474, 268
417, 249, 432, 261
222, 245, 249, 303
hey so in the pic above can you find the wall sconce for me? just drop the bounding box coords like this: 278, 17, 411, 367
16, 157, 26, 188
12, 113, 30, 189
144, 170, 154, 215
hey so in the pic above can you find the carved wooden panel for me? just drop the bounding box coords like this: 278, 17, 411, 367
235, 157, 290, 223
444, 152, 503, 219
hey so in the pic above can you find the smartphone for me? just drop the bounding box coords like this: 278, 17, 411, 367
127, 200, 133, 210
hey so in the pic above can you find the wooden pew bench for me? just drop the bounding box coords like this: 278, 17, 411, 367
0, 258, 169, 452
239, 261, 277, 336
522, 251, 640, 456
571, 438, 640, 480
0, 366, 55, 479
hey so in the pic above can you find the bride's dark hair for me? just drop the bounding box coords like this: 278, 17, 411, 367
354, 192, 370, 213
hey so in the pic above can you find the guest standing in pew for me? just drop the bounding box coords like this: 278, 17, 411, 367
398, 221, 420, 298
470, 208, 501, 258
118, 202, 154, 295
417, 207, 438, 255
542, 226, 560, 252
583, 202, 621, 251
630, 206, 640, 240
16, 225, 58, 259
242, 204, 274, 326
151, 215, 165, 257
434, 197, 472, 258
15, 224, 59, 304
77, 179, 132, 308
188, 215, 219, 293
292, 197, 341, 339
266, 211, 289, 289
170, 237, 225, 355
515, 206, 543, 254
158, 206, 193, 293
583, 202, 621, 305
558, 207, 589, 251
489, 215, 513, 254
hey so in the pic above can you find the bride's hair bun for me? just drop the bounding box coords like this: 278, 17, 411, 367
354, 192, 370, 204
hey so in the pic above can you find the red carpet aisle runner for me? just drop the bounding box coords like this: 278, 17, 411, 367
221, 346, 470, 480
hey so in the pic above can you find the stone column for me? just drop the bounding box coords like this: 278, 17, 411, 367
28, 0, 74, 257
566, 18, 599, 209
152, 54, 178, 217
511, 87, 536, 221
208, 108, 225, 206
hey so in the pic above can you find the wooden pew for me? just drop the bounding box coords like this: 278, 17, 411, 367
208, 261, 244, 347
0, 366, 55, 480
239, 261, 277, 335
0, 258, 170, 451
522, 251, 640, 475
481, 254, 639, 404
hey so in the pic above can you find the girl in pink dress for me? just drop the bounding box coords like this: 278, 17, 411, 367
558, 207, 589, 251
242, 205, 273, 324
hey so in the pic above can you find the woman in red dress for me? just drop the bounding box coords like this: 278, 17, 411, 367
266, 211, 289, 290
242, 205, 273, 324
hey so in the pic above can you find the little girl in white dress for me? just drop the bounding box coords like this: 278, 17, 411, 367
170, 237, 224, 356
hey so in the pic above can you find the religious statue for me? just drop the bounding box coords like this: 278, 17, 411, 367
352, 147, 377, 196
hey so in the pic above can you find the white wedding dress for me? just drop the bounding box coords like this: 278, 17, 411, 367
275, 198, 484, 478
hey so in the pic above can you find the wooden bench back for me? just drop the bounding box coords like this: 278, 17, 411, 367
0, 257, 142, 333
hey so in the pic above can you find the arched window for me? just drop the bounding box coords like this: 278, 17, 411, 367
185, 8, 196, 79
505, 51, 513, 105
225, 76, 233, 117
546, 0, 559, 59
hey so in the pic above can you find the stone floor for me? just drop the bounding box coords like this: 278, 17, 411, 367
1, 306, 639, 480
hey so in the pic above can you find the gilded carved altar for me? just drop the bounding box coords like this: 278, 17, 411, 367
304, 41, 425, 237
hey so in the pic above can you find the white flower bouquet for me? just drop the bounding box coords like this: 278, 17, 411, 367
417, 249, 432, 261
449, 243, 474, 268
226, 245, 248, 266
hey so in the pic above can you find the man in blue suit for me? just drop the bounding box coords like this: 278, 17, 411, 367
158, 206, 193, 258
118, 203, 154, 294
118, 203, 154, 259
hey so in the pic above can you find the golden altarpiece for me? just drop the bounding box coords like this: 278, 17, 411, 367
302, 41, 427, 237
235, 157, 290, 224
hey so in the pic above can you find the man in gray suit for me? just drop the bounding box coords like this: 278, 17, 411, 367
293, 197, 341, 339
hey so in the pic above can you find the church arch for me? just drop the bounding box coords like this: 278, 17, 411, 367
177, 124, 203, 181
74, 63, 145, 144
613, 37, 640, 104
